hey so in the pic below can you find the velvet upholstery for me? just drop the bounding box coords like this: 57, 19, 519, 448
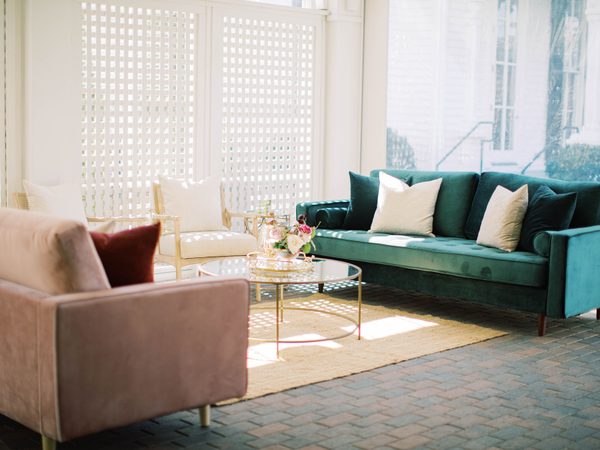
0, 280, 50, 433
0, 276, 250, 442
315, 207, 348, 229
545, 226, 600, 319
371, 170, 479, 238
298, 169, 600, 323
347, 260, 548, 314
299, 199, 350, 227
0, 208, 251, 443
0, 207, 110, 295
518, 185, 577, 254
90, 222, 161, 287
314, 229, 548, 287
465, 172, 600, 239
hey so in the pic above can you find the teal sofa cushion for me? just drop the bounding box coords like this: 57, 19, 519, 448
465, 172, 600, 240
313, 230, 548, 288
519, 185, 577, 253
370, 170, 479, 238
315, 207, 348, 229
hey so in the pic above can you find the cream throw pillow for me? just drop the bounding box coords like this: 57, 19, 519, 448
23, 180, 89, 225
369, 173, 443, 237
477, 185, 529, 252
158, 175, 225, 233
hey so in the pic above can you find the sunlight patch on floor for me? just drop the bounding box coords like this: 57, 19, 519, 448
247, 333, 343, 368
343, 316, 438, 340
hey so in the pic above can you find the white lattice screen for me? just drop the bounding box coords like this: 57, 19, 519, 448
81, 3, 196, 217
219, 13, 318, 218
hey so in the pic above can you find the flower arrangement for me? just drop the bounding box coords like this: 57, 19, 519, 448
265, 214, 317, 257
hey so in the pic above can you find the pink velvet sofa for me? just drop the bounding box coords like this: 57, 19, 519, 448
0, 207, 250, 450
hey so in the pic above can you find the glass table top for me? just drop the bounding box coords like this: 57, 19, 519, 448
199, 256, 361, 285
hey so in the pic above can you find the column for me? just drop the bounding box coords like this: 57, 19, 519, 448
322, 0, 364, 200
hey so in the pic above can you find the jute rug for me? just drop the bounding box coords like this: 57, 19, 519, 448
222, 292, 506, 404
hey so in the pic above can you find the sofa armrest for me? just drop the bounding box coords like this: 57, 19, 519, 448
296, 200, 350, 227
35, 276, 250, 442
545, 226, 600, 318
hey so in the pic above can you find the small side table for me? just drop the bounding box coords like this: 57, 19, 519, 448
243, 211, 291, 238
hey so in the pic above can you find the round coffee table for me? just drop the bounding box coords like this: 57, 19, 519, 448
199, 256, 362, 354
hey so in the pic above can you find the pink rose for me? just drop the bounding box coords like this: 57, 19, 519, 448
269, 226, 285, 242
299, 224, 311, 235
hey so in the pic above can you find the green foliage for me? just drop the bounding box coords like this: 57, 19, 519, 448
386, 128, 416, 170
546, 144, 600, 182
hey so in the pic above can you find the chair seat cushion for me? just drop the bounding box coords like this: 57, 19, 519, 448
160, 231, 257, 259
312, 230, 548, 288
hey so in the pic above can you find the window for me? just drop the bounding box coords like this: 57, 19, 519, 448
493, 0, 518, 151
217, 11, 319, 217
386, 0, 597, 181
81, 3, 197, 217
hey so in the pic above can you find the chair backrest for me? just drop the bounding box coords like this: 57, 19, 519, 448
12, 192, 29, 211
152, 181, 228, 226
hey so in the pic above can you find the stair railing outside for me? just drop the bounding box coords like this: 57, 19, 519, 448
435, 122, 493, 172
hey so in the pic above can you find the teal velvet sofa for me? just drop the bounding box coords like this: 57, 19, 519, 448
297, 170, 600, 336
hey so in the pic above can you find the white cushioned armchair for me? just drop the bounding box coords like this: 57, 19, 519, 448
152, 181, 258, 279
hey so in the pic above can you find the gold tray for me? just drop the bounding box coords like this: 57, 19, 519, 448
247, 252, 314, 278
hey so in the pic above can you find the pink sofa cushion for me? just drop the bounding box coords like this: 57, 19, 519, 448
0, 207, 110, 295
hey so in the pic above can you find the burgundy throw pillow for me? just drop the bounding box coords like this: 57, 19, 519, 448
89, 222, 161, 287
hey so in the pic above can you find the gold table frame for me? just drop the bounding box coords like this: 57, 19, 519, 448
199, 257, 362, 355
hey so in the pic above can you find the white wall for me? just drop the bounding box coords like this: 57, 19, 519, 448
21, 0, 80, 187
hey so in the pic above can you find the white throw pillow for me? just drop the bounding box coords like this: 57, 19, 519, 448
23, 180, 89, 225
158, 175, 225, 233
369, 173, 443, 237
477, 185, 529, 252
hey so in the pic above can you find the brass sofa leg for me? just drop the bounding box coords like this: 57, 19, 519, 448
42, 436, 56, 450
538, 314, 547, 336
200, 405, 210, 427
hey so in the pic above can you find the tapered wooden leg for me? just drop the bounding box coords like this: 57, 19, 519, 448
597, 309, 599, 320
200, 405, 210, 427
318, 283, 324, 293
42, 436, 56, 450
538, 314, 547, 336
256, 283, 261, 302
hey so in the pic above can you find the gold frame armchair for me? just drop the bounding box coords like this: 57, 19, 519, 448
12, 192, 148, 229
151, 182, 258, 280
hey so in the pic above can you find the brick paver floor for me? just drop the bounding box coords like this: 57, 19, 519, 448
3, 282, 600, 450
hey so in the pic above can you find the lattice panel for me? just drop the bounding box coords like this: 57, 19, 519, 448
221, 15, 316, 217
81, 3, 196, 217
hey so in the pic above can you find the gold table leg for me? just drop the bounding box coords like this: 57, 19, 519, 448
358, 273, 362, 340
276, 283, 281, 356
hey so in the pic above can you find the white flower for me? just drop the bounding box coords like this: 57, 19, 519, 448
286, 235, 304, 254
299, 231, 312, 244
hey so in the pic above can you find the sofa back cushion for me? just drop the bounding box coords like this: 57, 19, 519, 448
0, 207, 110, 295
370, 170, 480, 238
465, 172, 600, 240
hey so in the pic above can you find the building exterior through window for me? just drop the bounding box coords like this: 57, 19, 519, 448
387, 0, 599, 181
